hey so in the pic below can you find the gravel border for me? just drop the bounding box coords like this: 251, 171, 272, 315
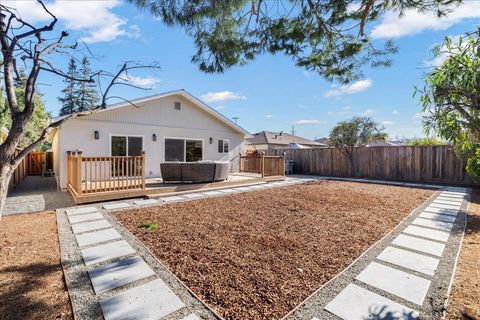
284, 187, 469, 320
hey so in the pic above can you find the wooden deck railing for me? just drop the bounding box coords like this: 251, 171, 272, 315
239, 153, 285, 177
67, 151, 146, 197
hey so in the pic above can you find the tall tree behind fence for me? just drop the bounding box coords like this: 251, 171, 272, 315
267, 146, 478, 186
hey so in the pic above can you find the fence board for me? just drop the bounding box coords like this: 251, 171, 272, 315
267, 146, 478, 186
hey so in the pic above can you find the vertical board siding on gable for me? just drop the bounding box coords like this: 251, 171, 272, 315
84, 95, 233, 133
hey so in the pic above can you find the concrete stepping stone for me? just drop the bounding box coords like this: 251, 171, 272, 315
392, 234, 445, 257
219, 189, 238, 194
182, 193, 205, 199
202, 190, 223, 196
356, 262, 431, 305
133, 199, 158, 206
88, 256, 155, 294
75, 228, 122, 247
429, 203, 460, 210
71, 219, 111, 234
66, 206, 98, 216
438, 193, 465, 199
159, 196, 185, 202
403, 225, 450, 242
182, 314, 201, 320
435, 197, 463, 204
324, 283, 419, 320
377, 246, 439, 276
81, 240, 135, 266
412, 218, 454, 232
433, 199, 462, 206
419, 212, 457, 223
235, 186, 253, 191
250, 185, 266, 189
103, 202, 132, 210
423, 207, 459, 217
68, 212, 104, 224
99, 278, 185, 320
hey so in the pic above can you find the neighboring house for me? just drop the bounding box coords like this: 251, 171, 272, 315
366, 140, 405, 147
0, 127, 7, 143
245, 131, 326, 152
314, 137, 329, 145
50, 89, 249, 190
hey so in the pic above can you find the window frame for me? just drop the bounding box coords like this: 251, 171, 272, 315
109, 134, 145, 157
164, 136, 204, 162
218, 139, 229, 154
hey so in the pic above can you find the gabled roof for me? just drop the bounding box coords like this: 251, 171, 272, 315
246, 131, 325, 147
53, 89, 250, 136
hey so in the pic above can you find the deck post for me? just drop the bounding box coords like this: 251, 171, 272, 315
261, 152, 265, 178
141, 151, 146, 190
76, 151, 82, 194
282, 152, 286, 176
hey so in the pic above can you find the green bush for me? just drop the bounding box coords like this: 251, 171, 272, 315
466, 148, 480, 181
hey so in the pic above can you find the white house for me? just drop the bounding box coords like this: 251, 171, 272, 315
50, 89, 249, 190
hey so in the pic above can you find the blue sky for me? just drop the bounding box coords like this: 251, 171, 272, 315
10, 1, 480, 140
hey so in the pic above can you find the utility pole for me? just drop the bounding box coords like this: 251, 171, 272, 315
232, 116, 239, 124
291, 125, 296, 142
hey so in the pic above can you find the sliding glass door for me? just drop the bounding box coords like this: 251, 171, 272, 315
165, 138, 203, 162
110, 135, 144, 176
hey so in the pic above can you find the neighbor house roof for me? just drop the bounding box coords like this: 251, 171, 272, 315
246, 131, 326, 147
52, 89, 250, 136
314, 137, 329, 145
366, 140, 405, 147
0, 127, 8, 143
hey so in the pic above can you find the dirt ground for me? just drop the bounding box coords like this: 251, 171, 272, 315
114, 180, 433, 320
0, 211, 73, 320
445, 189, 480, 320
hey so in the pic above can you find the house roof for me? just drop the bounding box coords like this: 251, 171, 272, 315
0, 127, 8, 143
246, 131, 326, 147
52, 89, 250, 136
315, 137, 329, 145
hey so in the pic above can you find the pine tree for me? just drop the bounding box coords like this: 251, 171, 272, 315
77, 57, 98, 112
58, 58, 78, 116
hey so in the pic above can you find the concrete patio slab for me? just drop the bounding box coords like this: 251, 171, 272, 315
103, 203, 132, 210
377, 246, 439, 276
133, 199, 158, 206
71, 219, 111, 234
75, 228, 123, 247
66, 206, 98, 216
412, 218, 454, 232
219, 189, 238, 194
68, 212, 104, 224
437, 193, 465, 199
403, 225, 451, 242
418, 212, 457, 223
182, 314, 201, 320
434, 198, 463, 205
81, 240, 135, 266
324, 284, 419, 320
235, 186, 253, 191
356, 262, 431, 305
88, 256, 155, 294
428, 203, 461, 210
392, 234, 445, 257
99, 279, 185, 320
159, 196, 185, 202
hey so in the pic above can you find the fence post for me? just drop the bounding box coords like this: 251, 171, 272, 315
282, 152, 286, 176
76, 151, 82, 194
141, 151, 146, 190
261, 152, 265, 178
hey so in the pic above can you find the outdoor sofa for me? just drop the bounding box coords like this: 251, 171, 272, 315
160, 161, 231, 183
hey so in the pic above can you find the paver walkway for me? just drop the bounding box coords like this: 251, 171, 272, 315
288, 186, 469, 320
57, 177, 313, 320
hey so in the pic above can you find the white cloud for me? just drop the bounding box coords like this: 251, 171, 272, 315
371, 3, 480, 39
382, 120, 396, 125
324, 79, 373, 97
364, 108, 378, 115
6, 0, 136, 43
294, 119, 325, 125
413, 111, 427, 120
120, 74, 160, 89
215, 105, 226, 110
200, 91, 246, 103
265, 114, 273, 118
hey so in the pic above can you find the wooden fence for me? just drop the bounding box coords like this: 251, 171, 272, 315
9, 149, 28, 190
67, 152, 146, 200
239, 154, 285, 177
267, 146, 478, 186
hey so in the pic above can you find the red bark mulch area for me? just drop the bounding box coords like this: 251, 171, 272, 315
0, 211, 73, 320
114, 180, 433, 320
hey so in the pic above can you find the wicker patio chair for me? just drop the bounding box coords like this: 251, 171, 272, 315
214, 161, 231, 181
181, 162, 216, 183
160, 162, 182, 182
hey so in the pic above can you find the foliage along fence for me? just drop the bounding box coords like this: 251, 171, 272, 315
267, 145, 478, 186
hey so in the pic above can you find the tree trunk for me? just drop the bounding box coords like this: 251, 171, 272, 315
0, 162, 14, 220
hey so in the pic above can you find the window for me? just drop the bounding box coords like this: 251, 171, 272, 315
111, 136, 143, 156
174, 102, 181, 110
218, 139, 229, 153
165, 138, 203, 162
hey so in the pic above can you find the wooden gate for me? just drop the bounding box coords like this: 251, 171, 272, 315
28, 152, 44, 175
